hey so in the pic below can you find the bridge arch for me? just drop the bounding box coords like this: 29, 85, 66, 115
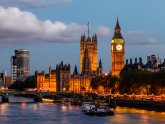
0, 93, 7, 98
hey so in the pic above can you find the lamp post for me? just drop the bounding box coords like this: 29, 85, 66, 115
124, 93, 127, 100
162, 94, 164, 101
116, 93, 119, 100
132, 93, 135, 100
81, 87, 86, 102
63, 87, 66, 93
89, 88, 92, 93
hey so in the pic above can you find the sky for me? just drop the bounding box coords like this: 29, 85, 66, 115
0, 0, 165, 75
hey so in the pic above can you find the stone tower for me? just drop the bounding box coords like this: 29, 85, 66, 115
111, 18, 125, 76
80, 34, 98, 75
56, 61, 70, 92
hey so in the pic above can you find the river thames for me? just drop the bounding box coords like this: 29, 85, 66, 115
0, 97, 165, 124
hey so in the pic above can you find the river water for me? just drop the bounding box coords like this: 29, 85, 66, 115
0, 97, 165, 124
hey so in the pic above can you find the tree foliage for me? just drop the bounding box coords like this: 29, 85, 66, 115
90, 74, 119, 93
8, 76, 36, 91
119, 70, 165, 95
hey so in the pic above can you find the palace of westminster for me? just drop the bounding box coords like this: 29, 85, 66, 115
35, 18, 165, 93
35, 18, 125, 93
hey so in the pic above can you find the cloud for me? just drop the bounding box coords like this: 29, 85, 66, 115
0, 6, 109, 45
96, 26, 111, 38
124, 31, 159, 45
0, 0, 72, 8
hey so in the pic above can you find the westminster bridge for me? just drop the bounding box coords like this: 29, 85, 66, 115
0, 91, 165, 111
0, 91, 63, 103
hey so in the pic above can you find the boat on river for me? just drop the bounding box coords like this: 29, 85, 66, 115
81, 102, 114, 116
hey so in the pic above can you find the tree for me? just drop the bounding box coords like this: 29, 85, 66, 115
8, 76, 36, 91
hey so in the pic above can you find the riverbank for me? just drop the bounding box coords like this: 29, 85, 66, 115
116, 99, 165, 112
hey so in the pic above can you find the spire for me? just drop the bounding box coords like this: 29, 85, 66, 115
99, 59, 102, 68
82, 47, 91, 75
87, 22, 90, 37
73, 65, 78, 75
112, 17, 123, 39
115, 16, 121, 29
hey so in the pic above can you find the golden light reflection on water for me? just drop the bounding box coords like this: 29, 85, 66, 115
61, 105, 67, 112
0, 104, 8, 113
113, 107, 165, 123
32, 104, 39, 111
21, 102, 27, 108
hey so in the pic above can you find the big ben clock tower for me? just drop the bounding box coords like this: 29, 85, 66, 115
111, 18, 125, 76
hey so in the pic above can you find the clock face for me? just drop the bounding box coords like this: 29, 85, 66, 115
116, 44, 122, 51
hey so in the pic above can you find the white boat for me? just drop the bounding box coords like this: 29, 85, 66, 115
81, 102, 114, 116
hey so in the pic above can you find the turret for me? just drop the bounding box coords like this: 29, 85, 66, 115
113, 17, 123, 39
97, 59, 103, 75
126, 59, 128, 65
99, 59, 102, 68
73, 65, 78, 75
134, 58, 137, 64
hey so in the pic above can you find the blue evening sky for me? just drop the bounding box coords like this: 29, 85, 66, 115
0, 0, 165, 75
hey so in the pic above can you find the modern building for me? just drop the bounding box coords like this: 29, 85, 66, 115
11, 49, 30, 83
111, 18, 125, 76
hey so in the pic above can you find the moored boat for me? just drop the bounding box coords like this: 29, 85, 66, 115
81, 102, 114, 116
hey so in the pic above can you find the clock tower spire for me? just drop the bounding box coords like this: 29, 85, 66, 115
110, 17, 125, 76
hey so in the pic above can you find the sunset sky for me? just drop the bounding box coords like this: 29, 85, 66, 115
0, 0, 165, 74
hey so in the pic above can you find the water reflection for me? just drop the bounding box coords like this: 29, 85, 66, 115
114, 107, 165, 124
0, 97, 165, 124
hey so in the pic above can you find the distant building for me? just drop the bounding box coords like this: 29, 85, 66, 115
159, 59, 165, 70
35, 67, 56, 92
145, 55, 161, 72
5, 76, 11, 87
123, 57, 144, 71
122, 55, 165, 72
0, 71, 11, 89
11, 49, 30, 83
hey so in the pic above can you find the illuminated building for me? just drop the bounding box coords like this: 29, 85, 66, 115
56, 61, 70, 92
97, 59, 103, 75
11, 49, 30, 83
35, 67, 56, 92
123, 55, 165, 72
69, 28, 103, 93
0, 71, 11, 89
80, 34, 98, 75
145, 55, 161, 72
69, 65, 92, 93
35, 62, 70, 92
111, 18, 125, 76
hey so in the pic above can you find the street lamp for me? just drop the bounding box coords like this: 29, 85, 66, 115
132, 93, 135, 100
162, 94, 164, 101
89, 88, 92, 93
63, 87, 66, 93
124, 93, 127, 100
